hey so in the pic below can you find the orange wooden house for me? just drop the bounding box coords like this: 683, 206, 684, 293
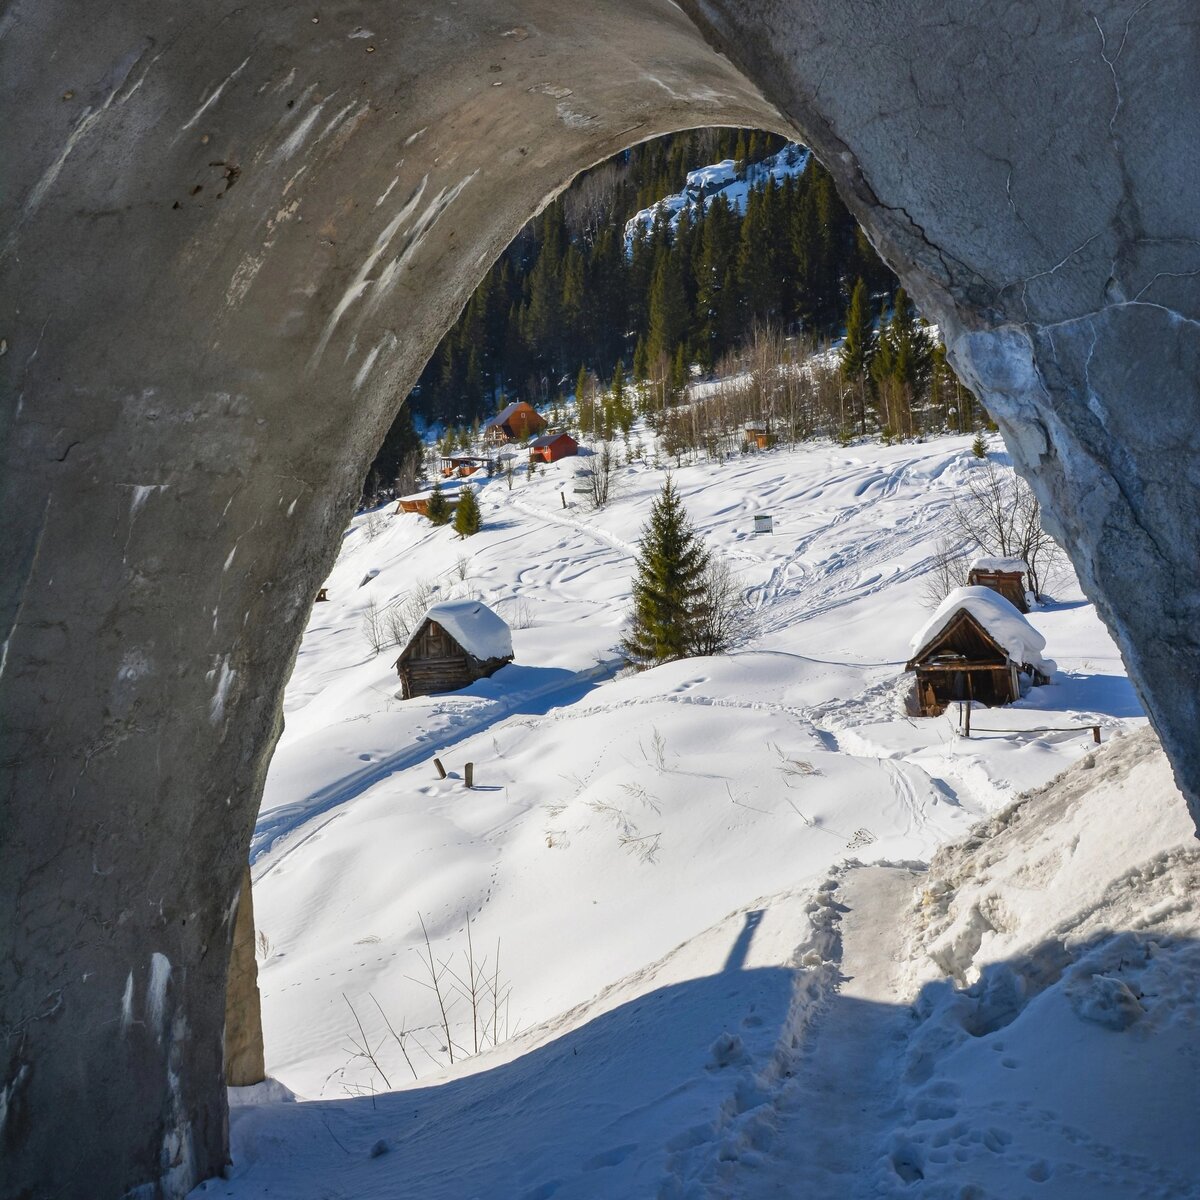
483, 401, 546, 443
529, 432, 578, 463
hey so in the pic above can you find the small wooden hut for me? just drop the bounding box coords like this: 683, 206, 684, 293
743, 421, 770, 450
529, 432, 578, 464
393, 600, 514, 699
907, 586, 1052, 716
967, 556, 1030, 612
483, 401, 546, 444
440, 455, 493, 478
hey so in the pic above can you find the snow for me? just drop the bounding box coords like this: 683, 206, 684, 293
969, 554, 1029, 574
411, 599, 513, 662
624, 144, 809, 250
189, 424, 1200, 1200
909, 585, 1050, 671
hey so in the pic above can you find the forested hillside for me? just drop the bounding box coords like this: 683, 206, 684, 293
369, 129, 980, 497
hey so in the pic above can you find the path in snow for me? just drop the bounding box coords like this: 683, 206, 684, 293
746, 866, 920, 1196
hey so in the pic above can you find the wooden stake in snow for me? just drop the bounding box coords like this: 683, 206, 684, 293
464, 762, 474, 789
433, 757, 446, 779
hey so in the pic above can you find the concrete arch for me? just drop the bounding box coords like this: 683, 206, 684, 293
1, 2, 1196, 1196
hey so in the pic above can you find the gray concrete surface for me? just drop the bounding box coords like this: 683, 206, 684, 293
1, 1, 1195, 1196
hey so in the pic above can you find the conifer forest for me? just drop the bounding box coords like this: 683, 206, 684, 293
369, 129, 984, 497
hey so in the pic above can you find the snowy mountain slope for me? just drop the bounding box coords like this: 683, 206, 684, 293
196, 429, 1178, 1199
210, 735, 1199, 1200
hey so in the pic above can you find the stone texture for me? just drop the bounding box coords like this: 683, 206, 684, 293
224, 866, 265, 1089
0, 1, 1195, 1196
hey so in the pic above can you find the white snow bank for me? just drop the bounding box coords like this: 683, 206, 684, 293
968, 555, 1029, 574
910, 585, 1048, 670
879, 728, 1200, 1198
418, 599, 513, 662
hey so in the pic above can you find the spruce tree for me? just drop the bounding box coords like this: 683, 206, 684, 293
453, 485, 482, 538
840, 277, 874, 435
622, 477, 711, 667
426, 482, 452, 527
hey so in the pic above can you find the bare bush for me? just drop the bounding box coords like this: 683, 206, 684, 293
921, 536, 972, 608
691, 556, 748, 655
361, 596, 386, 655
949, 460, 1066, 599
582, 440, 618, 509
362, 510, 387, 541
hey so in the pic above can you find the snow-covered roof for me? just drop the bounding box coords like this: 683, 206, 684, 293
910, 586, 1050, 672
419, 600, 513, 662
969, 556, 1029, 575
529, 432, 576, 448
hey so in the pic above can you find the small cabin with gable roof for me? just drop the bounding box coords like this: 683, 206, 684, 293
529, 431, 578, 464
906, 586, 1053, 716
482, 401, 546, 444
967, 555, 1030, 612
393, 600, 514, 699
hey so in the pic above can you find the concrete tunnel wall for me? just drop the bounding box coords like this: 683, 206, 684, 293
1, 1, 1196, 1196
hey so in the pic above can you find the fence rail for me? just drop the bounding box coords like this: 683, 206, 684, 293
956, 703, 1102, 743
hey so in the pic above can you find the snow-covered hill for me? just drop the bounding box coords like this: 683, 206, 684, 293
200, 431, 1199, 1200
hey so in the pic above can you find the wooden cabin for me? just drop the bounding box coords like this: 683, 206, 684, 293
395, 493, 432, 516
529, 432, 578, 464
393, 600, 514, 699
743, 421, 770, 450
483, 401, 546, 443
907, 586, 1051, 717
967, 556, 1030, 612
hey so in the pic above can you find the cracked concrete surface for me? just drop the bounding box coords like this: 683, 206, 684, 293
1, 1, 1196, 1196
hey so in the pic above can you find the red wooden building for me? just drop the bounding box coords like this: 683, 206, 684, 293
529, 432, 579, 464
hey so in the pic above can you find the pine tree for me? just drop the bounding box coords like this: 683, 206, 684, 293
646, 249, 688, 366
453, 485, 481, 538
426, 482, 452, 527
622, 477, 711, 667
840, 277, 874, 435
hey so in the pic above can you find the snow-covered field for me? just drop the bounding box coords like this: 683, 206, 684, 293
196, 432, 1200, 1199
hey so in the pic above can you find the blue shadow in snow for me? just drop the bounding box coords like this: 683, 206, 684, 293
223, 932, 1200, 1199
722, 910, 765, 972
251, 659, 620, 864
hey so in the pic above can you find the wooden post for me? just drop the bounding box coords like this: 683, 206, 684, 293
963, 702, 971, 737
560, 490, 567, 509
1092, 725, 1102, 744
433, 757, 446, 779
464, 762, 474, 789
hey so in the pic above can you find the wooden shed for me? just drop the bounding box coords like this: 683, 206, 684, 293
966, 556, 1030, 612
393, 600, 514, 699
529, 432, 578, 464
483, 401, 546, 443
906, 586, 1052, 716
743, 421, 770, 450
440, 455, 493, 478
